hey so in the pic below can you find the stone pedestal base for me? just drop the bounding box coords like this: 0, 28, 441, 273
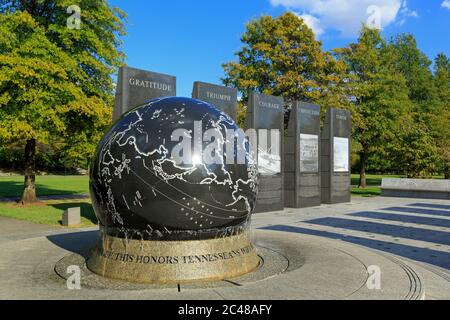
87, 230, 260, 284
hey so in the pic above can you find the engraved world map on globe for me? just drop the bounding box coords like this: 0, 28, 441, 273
90, 97, 258, 241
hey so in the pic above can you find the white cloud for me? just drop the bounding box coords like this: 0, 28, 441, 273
297, 13, 325, 37
399, 0, 419, 18
442, 0, 450, 10
270, 0, 419, 37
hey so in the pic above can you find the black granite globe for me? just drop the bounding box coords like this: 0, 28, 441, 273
90, 97, 258, 240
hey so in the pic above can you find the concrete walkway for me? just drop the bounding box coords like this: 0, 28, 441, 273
253, 197, 450, 271
0, 196, 448, 299
0, 216, 96, 243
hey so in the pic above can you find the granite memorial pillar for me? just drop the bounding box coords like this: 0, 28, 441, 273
285, 102, 321, 208
192, 81, 238, 121
113, 66, 176, 122
321, 108, 351, 204
246, 92, 284, 213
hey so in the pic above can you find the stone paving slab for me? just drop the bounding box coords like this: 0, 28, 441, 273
0, 229, 435, 300
0, 216, 58, 237
0, 216, 97, 243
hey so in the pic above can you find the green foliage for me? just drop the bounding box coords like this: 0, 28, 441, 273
236, 101, 248, 129
222, 12, 350, 112
335, 27, 446, 178
0, 0, 126, 99
222, 17, 448, 178
389, 121, 439, 178
431, 53, 450, 177
389, 34, 436, 108
1, 143, 57, 172
0, 12, 74, 140
386, 34, 444, 177
334, 27, 413, 179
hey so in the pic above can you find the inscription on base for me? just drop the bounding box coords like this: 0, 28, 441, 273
97, 244, 254, 265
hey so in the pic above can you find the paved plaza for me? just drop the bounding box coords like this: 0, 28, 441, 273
0, 196, 449, 300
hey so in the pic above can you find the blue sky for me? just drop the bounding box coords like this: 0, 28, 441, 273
110, 0, 450, 97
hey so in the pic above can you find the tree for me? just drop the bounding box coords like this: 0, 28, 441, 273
335, 26, 413, 187
431, 53, 450, 179
389, 34, 436, 115
0, 1, 126, 203
222, 12, 349, 111
388, 34, 443, 178
390, 121, 439, 178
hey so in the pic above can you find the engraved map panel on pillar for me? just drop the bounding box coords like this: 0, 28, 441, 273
257, 135, 281, 175
300, 134, 319, 172
253, 94, 283, 176
333, 137, 349, 172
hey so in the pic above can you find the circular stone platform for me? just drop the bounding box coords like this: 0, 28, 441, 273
1, 229, 449, 299
55, 245, 292, 290
49, 230, 437, 299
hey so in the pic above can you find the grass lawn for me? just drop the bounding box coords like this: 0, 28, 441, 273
2, 174, 390, 199
0, 175, 89, 198
350, 174, 403, 197
0, 199, 97, 228
0, 175, 94, 228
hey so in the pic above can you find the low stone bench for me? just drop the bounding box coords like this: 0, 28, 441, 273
381, 178, 450, 200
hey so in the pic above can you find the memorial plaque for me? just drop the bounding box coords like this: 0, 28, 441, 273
192, 81, 238, 120
333, 137, 349, 172
321, 108, 351, 204
113, 66, 176, 121
246, 92, 284, 213
258, 139, 281, 175
284, 102, 321, 208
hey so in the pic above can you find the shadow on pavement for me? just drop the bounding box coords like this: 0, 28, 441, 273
304, 217, 450, 246
350, 211, 450, 228
260, 225, 450, 270
407, 203, 450, 210
382, 206, 450, 217
47, 230, 99, 258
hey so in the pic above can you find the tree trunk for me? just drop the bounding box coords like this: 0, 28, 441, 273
20, 139, 38, 204
358, 149, 367, 188
445, 165, 450, 180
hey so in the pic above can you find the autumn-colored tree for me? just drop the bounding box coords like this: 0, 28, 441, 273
222, 12, 350, 112
0, 1, 126, 203
335, 27, 413, 187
